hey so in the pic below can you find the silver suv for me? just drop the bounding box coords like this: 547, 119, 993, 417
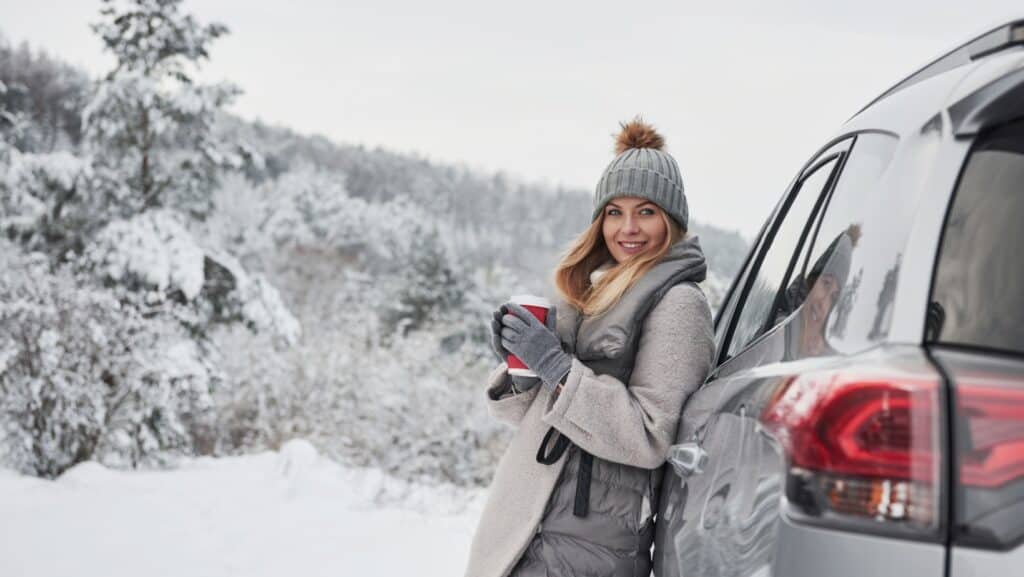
654, 19, 1024, 577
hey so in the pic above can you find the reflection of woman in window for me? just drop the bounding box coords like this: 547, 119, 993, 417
789, 224, 860, 358
464, 119, 715, 577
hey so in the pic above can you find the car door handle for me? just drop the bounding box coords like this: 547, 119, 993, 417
668, 442, 708, 477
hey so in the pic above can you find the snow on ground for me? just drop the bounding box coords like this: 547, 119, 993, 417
0, 440, 486, 577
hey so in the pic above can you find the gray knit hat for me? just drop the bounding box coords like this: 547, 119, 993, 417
809, 224, 862, 289
592, 119, 688, 229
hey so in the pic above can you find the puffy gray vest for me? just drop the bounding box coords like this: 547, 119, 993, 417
511, 236, 707, 577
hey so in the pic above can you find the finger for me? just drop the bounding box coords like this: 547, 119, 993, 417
491, 318, 502, 334
501, 338, 516, 352
501, 328, 519, 343
502, 314, 529, 333
545, 305, 557, 332
505, 302, 539, 325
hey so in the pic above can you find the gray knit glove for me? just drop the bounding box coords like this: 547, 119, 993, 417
490, 306, 541, 393
489, 306, 510, 362
500, 303, 572, 391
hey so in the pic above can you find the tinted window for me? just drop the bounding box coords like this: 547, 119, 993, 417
930, 120, 1024, 355
727, 156, 840, 356
787, 132, 900, 355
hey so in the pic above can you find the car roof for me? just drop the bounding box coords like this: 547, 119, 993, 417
842, 19, 1024, 138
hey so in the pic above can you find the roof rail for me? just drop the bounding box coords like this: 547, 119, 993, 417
853, 19, 1024, 118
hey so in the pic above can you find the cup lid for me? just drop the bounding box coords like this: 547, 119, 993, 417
509, 294, 551, 308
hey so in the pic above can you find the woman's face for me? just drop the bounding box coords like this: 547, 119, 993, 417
602, 197, 668, 264
805, 274, 840, 327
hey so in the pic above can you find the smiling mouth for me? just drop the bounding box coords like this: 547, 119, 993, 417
618, 241, 647, 251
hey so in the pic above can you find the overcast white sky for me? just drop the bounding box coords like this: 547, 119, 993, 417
2, 1, 1022, 237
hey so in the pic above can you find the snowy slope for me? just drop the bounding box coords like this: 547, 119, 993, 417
0, 440, 485, 577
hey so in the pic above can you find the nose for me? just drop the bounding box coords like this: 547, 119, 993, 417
622, 215, 640, 234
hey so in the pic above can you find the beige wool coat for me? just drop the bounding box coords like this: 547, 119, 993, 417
464, 282, 716, 577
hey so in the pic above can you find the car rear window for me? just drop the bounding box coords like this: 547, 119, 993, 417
930, 119, 1024, 356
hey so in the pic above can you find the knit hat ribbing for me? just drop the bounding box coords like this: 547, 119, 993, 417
592, 119, 688, 230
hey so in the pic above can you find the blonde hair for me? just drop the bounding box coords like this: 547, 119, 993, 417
554, 208, 684, 317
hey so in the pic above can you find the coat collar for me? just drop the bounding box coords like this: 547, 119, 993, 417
559, 235, 707, 361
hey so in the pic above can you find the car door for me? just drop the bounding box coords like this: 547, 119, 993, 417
654, 139, 850, 577
656, 131, 920, 577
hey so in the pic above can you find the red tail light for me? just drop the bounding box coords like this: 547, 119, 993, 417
957, 383, 1024, 488
938, 351, 1024, 549
762, 367, 943, 532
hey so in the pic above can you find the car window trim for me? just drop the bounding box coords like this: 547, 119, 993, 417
713, 211, 771, 333
756, 154, 846, 340
717, 137, 855, 366
794, 136, 858, 286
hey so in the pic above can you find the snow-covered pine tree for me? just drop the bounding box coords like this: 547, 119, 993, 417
0, 4, 301, 477
83, 0, 245, 221
383, 224, 468, 337
77, 0, 296, 341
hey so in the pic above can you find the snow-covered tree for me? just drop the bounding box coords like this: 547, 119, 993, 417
0, 36, 90, 152
0, 149, 94, 255
0, 242, 218, 477
382, 224, 469, 336
83, 0, 246, 220
81, 209, 299, 343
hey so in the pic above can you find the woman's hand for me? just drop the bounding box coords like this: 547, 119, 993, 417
500, 303, 572, 391
489, 306, 511, 362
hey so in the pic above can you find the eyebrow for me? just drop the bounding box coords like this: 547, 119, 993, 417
607, 201, 655, 208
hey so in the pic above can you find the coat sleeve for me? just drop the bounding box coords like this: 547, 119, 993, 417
540, 283, 715, 469
485, 362, 541, 426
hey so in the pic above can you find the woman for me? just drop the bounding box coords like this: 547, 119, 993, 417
464, 119, 716, 577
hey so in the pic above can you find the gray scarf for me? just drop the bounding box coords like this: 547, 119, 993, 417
558, 235, 708, 365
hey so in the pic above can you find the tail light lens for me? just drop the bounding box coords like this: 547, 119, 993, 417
762, 367, 943, 535
943, 358, 1024, 550
957, 384, 1024, 489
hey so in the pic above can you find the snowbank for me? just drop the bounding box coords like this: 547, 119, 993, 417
0, 441, 485, 577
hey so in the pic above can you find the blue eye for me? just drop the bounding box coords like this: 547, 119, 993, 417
640, 208, 655, 215
607, 208, 621, 216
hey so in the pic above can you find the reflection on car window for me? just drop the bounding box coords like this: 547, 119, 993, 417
930, 120, 1024, 355
727, 157, 839, 357
776, 225, 862, 359
788, 133, 900, 357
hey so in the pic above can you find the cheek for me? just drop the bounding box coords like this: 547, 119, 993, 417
646, 220, 668, 244
602, 221, 615, 245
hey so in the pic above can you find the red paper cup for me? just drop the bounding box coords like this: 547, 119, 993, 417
506, 294, 551, 378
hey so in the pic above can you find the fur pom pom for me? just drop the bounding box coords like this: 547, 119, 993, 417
614, 117, 665, 155
846, 223, 862, 247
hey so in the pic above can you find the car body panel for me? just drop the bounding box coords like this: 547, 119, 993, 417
950, 542, 1024, 576
772, 515, 946, 577
656, 27, 1024, 577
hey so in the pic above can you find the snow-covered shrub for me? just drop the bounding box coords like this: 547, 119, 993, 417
0, 149, 94, 255
82, 209, 299, 344
0, 243, 217, 477
326, 323, 508, 487
211, 308, 508, 487
87, 209, 205, 300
